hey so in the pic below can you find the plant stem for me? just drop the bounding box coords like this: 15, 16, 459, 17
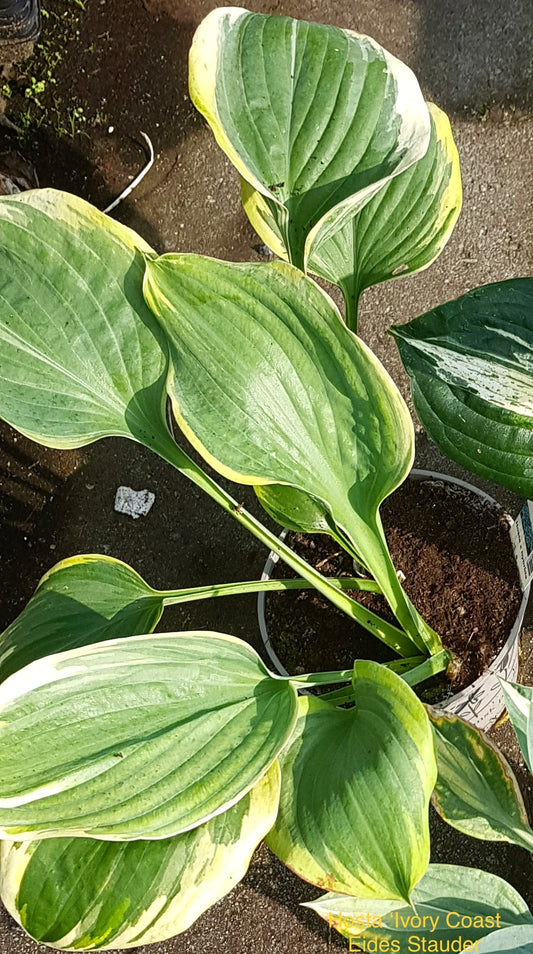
343, 284, 361, 334
150, 428, 419, 657
340, 509, 444, 657
303, 650, 452, 704
401, 650, 451, 687
288, 669, 354, 688
158, 575, 381, 605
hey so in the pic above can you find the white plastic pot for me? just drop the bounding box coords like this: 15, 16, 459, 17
257, 469, 530, 731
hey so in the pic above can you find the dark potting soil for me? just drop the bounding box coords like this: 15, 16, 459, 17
265, 477, 522, 698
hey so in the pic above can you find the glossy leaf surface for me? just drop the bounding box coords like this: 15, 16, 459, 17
254, 484, 332, 535
308, 103, 462, 327
0, 555, 163, 684
144, 254, 439, 656
500, 679, 533, 773
0, 632, 297, 840
190, 8, 430, 271
0, 765, 280, 950
392, 279, 533, 496
0, 189, 176, 459
467, 926, 533, 952
307, 864, 532, 949
429, 708, 533, 852
266, 661, 436, 903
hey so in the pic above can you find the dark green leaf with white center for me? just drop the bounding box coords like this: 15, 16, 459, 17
392, 279, 533, 496
0, 632, 297, 840
266, 660, 436, 903
0, 764, 280, 950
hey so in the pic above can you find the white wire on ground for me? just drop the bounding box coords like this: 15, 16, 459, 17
103, 131, 154, 214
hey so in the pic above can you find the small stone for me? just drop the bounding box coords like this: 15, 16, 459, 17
114, 486, 155, 520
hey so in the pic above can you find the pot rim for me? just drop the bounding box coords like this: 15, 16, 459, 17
257, 468, 531, 712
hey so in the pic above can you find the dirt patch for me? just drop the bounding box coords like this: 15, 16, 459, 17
265, 477, 522, 698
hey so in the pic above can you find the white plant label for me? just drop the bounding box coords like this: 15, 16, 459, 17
510, 501, 533, 590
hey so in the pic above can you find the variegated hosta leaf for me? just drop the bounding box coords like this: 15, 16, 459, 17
255, 483, 373, 573
392, 279, 533, 497
468, 926, 533, 952
308, 103, 462, 328
144, 254, 441, 657
500, 679, 533, 773
307, 864, 533, 949
0, 632, 297, 840
0, 555, 164, 684
266, 660, 436, 904
428, 708, 533, 852
0, 764, 280, 950
0, 188, 178, 463
254, 484, 332, 535
244, 102, 461, 331
190, 8, 431, 271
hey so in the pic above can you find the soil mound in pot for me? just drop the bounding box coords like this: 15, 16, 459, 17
265, 477, 522, 700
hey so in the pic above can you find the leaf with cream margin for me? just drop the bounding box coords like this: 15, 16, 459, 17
500, 679, 533, 773
306, 864, 532, 949
244, 103, 461, 331
0, 553, 376, 686
0, 189, 414, 653
0, 764, 280, 950
392, 279, 533, 497
190, 7, 431, 272
0, 555, 164, 684
428, 708, 533, 852
0, 632, 297, 840
266, 660, 436, 904
308, 103, 462, 329
0, 188, 180, 463
144, 254, 442, 657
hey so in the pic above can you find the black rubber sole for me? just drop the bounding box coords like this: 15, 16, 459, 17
0, 0, 40, 43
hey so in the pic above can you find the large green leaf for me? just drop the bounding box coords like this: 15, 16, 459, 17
144, 254, 441, 656
308, 103, 462, 328
500, 679, 533, 773
307, 864, 533, 950
392, 279, 533, 496
0, 188, 178, 461
244, 102, 461, 330
265, 660, 436, 904
0, 555, 164, 684
467, 926, 533, 952
0, 764, 280, 950
428, 708, 533, 852
0, 553, 375, 685
190, 8, 431, 271
0, 632, 297, 840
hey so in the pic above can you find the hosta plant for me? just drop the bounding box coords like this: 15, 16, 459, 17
0, 7, 531, 952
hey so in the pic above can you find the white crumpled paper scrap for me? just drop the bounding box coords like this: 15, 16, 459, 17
114, 486, 155, 520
